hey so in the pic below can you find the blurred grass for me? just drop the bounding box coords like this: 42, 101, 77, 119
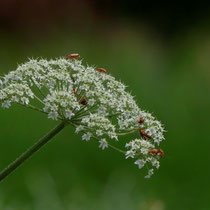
0, 23, 210, 210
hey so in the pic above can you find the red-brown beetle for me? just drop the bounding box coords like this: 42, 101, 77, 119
139, 129, 152, 139
148, 149, 159, 155
66, 53, 80, 59
73, 88, 88, 105
81, 98, 88, 105
73, 88, 76, 95
96, 68, 107, 74
157, 149, 164, 158
148, 148, 164, 158
138, 117, 144, 124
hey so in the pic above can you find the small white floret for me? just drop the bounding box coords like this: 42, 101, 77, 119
99, 138, 108, 150
134, 159, 146, 169
48, 111, 58, 120
82, 132, 92, 141
145, 169, 154, 179
1, 100, 11, 109
75, 125, 84, 134
65, 109, 75, 119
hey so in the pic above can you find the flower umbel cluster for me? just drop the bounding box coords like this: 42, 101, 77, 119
0, 54, 165, 178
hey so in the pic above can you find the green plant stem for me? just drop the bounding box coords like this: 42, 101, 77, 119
0, 121, 67, 183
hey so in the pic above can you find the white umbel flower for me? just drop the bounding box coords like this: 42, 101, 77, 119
0, 56, 166, 178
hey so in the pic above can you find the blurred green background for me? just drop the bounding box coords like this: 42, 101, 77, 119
0, 1, 210, 210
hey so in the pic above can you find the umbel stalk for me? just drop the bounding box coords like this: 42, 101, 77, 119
0, 121, 67, 183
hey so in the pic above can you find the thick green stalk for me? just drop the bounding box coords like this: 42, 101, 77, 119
0, 121, 67, 183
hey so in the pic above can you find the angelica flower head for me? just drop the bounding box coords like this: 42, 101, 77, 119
0, 55, 165, 178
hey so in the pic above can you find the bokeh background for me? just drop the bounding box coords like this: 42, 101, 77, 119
0, 1, 210, 210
